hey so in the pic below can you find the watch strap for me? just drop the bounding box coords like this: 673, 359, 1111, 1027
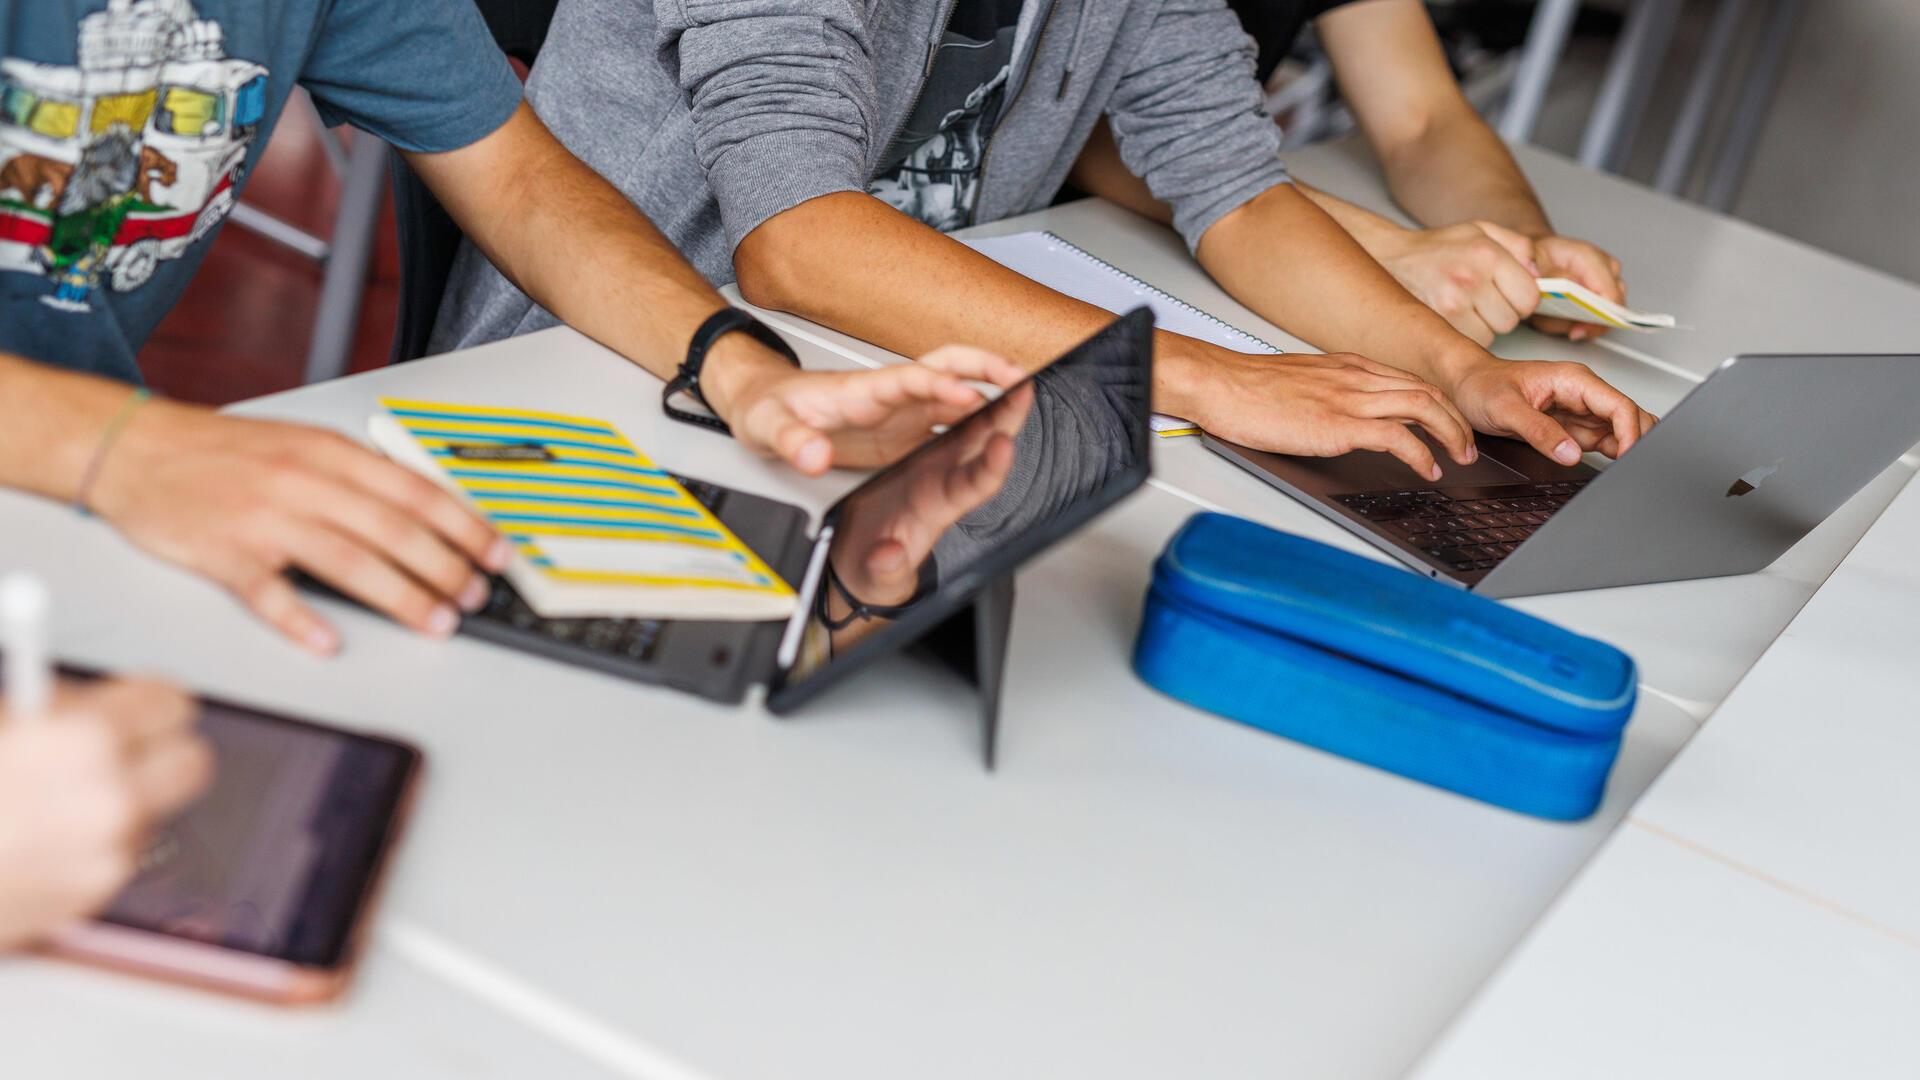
662, 308, 801, 435
818, 551, 941, 631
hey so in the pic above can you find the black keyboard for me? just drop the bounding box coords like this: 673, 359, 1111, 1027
1334, 480, 1590, 573
470, 580, 668, 664
460, 473, 729, 669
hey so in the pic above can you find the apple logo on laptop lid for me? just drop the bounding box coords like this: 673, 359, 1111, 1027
1726, 459, 1782, 497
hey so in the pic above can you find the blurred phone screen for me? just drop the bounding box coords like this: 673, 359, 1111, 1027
97, 695, 418, 967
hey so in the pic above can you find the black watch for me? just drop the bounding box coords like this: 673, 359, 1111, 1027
662, 308, 801, 435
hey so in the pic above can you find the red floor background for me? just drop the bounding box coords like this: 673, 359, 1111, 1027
139, 120, 400, 406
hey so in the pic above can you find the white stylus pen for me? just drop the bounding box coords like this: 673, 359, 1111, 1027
0, 573, 53, 722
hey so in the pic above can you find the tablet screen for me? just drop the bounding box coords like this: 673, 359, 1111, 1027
96, 695, 418, 968
770, 308, 1153, 703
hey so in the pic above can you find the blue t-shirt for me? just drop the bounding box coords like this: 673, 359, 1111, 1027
0, 0, 523, 383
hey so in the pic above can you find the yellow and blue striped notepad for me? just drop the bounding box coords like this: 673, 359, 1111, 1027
367, 400, 795, 621
1535, 277, 1677, 331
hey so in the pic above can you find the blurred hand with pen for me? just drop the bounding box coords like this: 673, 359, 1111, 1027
0, 678, 211, 950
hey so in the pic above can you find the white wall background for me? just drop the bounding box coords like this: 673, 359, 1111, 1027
1527, 0, 1920, 286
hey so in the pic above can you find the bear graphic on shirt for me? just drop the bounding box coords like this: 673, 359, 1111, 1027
0, 0, 268, 311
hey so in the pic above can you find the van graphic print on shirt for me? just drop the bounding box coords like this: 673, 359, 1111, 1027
0, 0, 266, 312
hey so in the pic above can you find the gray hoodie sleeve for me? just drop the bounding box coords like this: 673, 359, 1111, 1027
1104, 0, 1292, 253
655, 0, 878, 253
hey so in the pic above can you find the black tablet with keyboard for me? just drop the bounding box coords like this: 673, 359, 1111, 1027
320, 310, 1154, 713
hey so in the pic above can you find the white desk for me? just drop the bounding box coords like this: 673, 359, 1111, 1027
1286, 139, 1920, 380
744, 175, 1920, 717
0, 934, 619, 1078
1412, 471, 1920, 1080
18, 325, 1695, 1080
6, 143, 1916, 1078
729, 139, 1920, 1075
1163, 139, 1920, 1075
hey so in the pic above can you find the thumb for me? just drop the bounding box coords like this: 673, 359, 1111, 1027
1504, 400, 1583, 466
1537, 236, 1625, 303
745, 397, 833, 475
1474, 220, 1539, 275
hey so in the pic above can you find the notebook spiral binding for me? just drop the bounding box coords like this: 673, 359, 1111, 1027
1039, 232, 1281, 354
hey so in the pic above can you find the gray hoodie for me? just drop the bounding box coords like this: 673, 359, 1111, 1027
432, 0, 1292, 353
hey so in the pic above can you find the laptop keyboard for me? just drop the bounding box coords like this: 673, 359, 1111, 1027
461, 473, 728, 667
1334, 480, 1590, 573
471, 582, 667, 663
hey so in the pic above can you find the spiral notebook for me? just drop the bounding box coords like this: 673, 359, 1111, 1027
963, 231, 1282, 437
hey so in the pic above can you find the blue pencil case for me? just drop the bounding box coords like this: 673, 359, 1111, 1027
1133, 513, 1637, 820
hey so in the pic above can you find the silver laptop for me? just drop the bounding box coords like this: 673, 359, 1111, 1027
1203, 354, 1920, 598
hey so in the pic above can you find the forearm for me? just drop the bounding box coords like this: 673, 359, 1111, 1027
1197, 183, 1483, 387
416, 144, 725, 380
408, 106, 795, 401
1313, 0, 1552, 237
733, 192, 1224, 411
1378, 113, 1552, 237
497, 177, 718, 376
1071, 132, 1418, 268
0, 353, 145, 502
1294, 182, 1413, 251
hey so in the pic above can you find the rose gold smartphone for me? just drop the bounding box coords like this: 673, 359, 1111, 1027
40, 675, 422, 1004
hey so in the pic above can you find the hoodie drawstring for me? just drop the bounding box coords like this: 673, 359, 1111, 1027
1056, 0, 1091, 100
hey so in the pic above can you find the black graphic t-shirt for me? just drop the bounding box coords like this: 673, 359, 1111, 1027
869, 0, 1029, 233
0, 0, 522, 384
